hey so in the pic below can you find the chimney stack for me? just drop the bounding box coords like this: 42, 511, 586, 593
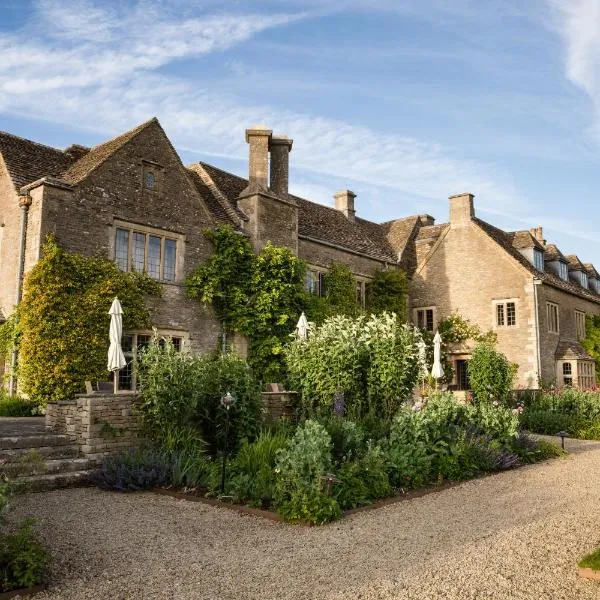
245, 126, 272, 189
269, 136, 293, 196
530, 226, 546, 245
334, 189, 356, 222
449, 192, 474, 228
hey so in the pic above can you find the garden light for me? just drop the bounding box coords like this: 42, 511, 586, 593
220, 391, 235, 493
556, 430, 569, 451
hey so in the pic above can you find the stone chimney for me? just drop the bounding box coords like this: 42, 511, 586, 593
449, 192, 474, 228
419, 214, 435, 227
269, 136, 293, 196
245, 126, 272, 189
334, 189, 356, 222
529, 226, 546, 245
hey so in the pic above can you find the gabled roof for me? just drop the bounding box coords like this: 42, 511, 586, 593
564, 254, 586, 273
584, 263, 600, 279
474, 218, 600, 304
555, 340, 594, 361
544, 244, 567, 263
508, 230, 544, 251
0, 132, 75, 191
195, 161, 398, 262
61, 118, 157, 185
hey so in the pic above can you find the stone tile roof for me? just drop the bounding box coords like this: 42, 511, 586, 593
61, 118, 157, 185
474, 218, 600, 305
544, 244, 567, 263
584, 263, 600, 279
564, 254, 586, 273
415, 223, 449, 242
196, 161, 399, 262
508, 230, 544, 250
0, 131, 75, 191
555, 340, 594, 360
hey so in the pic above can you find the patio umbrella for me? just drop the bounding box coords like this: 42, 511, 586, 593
295, 312, 309, 340
108, 297, 126, 392
431, 331, 444, 380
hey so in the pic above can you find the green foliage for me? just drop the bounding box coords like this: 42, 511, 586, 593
468, 343, 516, 405
285, 313, 425, 419
583, 314, 600, 383
0, 314, 17, 361
0, 518, 49, 592
16, 236, 160, 404
136, 340, 261, 455
579, 546, 600, 571
274, 420, 341, 524
322, 263, 360, 318
0, 396, 37, 417
366, 269, 408, 318
186, 226, 306, 381
228, 431, 288, 507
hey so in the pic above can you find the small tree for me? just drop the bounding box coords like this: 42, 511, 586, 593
467, 343, 516, 405
323, 263, 360, 318
366, 269, 408, 319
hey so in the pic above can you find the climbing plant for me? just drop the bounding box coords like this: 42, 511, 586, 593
16, 236, 160, 404
584, 314, 600, 383
366, 269, 408, 319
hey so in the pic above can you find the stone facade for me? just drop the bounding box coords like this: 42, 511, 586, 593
45, 394, 140, 460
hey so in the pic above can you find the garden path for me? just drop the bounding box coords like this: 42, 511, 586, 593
15, 437, 600, 599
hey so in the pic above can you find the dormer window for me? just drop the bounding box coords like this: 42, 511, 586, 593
533, 250, 544, 271
558, 262, 568, 281
581, 272, 589, 289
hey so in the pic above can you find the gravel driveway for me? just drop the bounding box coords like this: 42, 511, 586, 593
13, 437, 600, 599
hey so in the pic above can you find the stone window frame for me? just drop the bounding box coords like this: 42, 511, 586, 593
305, 266, 325, 297
413, 306, 437, 331
546, 302, 560, 334
116, 329, 189, 392
493, 299, 518, 329
355, 277, 369, 309
141, 159, 164, 195
575, 310, 587, 341
110, 219, 185, 283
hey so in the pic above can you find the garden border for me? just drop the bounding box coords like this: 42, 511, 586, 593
0, 583, 47, 599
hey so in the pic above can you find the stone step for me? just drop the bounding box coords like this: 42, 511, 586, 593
0, 457, 97, 477
0, 434, 73, 450
0, 444, 80, 461
14, 470, 94, 493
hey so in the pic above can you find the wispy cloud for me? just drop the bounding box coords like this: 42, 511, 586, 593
0, 0, 529, 222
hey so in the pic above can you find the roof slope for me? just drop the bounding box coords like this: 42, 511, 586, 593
61, 118, 157, 185
196, 161, 398, 262
474, 218, 600, 304
0, 132, 75, 191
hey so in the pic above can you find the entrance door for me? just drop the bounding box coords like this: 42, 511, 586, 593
456, 360, 470, 391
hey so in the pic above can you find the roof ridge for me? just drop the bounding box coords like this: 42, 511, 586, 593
88, 117, 158, 152
0, 130, 65, 154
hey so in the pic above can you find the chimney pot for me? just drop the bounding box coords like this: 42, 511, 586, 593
334, 189, 356, 222
245, 126, 272, 189
530, 226, 546, 245
269, 136, 293, 196
449, 192, 474, 227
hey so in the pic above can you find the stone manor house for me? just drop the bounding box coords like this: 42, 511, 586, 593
0, 118, 598, 391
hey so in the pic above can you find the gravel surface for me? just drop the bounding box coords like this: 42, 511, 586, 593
12, 437, 600, 599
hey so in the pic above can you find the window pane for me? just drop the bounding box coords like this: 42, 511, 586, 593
163, 239, 176, 281
132, 232, 145, 273
496, 304, 505, 326
426, 309, 434, 331
318, 272, 326, 297
115, 228, 129, 271
305, 271, 318, 294
507, 302, 516, 326
563, 362, 572, 375
147, 235, 161, 279
172, 337, 182, 352
417, 310, 424, 329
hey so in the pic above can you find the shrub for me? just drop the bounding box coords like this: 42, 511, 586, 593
136, 342, 261, 455
579, 546, 600, 571
274, 420, 341, 524
285, 313, 425, 419
0, 396, 37, 417
90, 447, 172, 492
467, 343, 516, 405
0, 518, 49, 592
17, 236, 160, 405
365, 269, 408, 318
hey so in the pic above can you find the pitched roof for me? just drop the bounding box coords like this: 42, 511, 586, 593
555, 340, 594, 360
564, 254, 586, 272
508, 230, 544, 250
0, 132, 75, 191
61, 118, 157, 185
195, 161, 398, 262
474, 218, 600, 305
544, 244, 567, 263
584, 263, 600, 279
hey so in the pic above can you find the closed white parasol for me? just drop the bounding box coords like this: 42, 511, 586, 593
107, 298, 127, 393
295, 312, 309, 340
431, 330, 444, 380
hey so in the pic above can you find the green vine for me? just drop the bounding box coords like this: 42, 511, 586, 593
366, 269, 408, 319
16, 236, 161, 404
584, 314, 600, 383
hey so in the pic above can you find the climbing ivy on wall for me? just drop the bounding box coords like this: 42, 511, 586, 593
365, 269, 408, 318
187, 226, 307, 382
15, 236, 160, 404
584, 314, 600, 383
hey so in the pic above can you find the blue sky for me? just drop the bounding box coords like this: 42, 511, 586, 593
1, 0, 600, 263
